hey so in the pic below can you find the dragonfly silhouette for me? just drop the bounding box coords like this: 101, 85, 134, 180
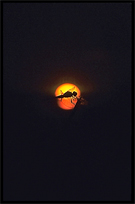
56, 86, 77, 105
56, 86, 87, 107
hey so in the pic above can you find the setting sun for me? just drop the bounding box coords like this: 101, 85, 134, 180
55, 83, 81, 110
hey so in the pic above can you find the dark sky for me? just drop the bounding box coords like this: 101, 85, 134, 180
3, 2, 132, 202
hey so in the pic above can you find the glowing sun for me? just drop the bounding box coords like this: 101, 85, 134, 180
55, 83, 81, 110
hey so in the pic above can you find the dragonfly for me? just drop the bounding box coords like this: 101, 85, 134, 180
56, 86, 78, 105
56, 86, 88, 107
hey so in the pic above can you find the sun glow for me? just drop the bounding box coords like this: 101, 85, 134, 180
55, 83, 81, 110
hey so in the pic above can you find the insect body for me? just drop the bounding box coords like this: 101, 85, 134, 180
56, 91, 77, 98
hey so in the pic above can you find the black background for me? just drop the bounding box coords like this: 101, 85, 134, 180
3, 2, 132, 201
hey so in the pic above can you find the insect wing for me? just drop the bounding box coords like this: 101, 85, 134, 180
60, 90, 64, 95
67, 86, 75, 92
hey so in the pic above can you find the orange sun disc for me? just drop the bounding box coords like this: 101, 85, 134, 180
55, 83, 81, 110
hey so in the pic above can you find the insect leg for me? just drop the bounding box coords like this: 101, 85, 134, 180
71, 97, 75, 105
